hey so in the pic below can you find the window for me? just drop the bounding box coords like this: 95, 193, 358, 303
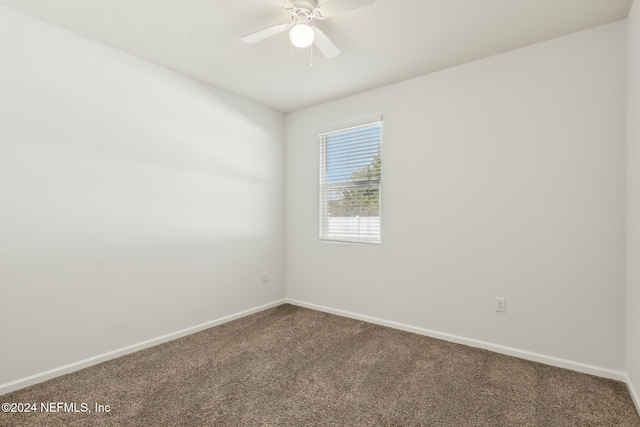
319, 121, 382, 244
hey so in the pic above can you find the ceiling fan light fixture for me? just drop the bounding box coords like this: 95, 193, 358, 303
289, 24, 315, 48
241, 0, 375, 57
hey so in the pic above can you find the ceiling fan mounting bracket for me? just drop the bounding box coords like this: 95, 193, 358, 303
289, 0, 318, 11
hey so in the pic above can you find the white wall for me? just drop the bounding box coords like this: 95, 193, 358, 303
627, 0, 640, 407
0, 5, 285, 386
286, 22, 627, 372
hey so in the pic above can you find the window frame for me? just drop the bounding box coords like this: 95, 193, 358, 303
318, 119, 383, 245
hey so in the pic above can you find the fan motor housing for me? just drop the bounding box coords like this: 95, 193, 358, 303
291, 10, 312, 25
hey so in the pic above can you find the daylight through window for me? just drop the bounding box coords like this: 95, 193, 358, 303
319, 121, 382, 244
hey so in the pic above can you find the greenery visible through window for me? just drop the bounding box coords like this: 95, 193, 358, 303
319, 121, 382, 243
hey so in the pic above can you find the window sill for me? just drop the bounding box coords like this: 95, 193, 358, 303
320, 238, 381, 246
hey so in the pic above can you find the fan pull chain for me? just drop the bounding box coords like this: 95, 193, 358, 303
310, 44, 313, 67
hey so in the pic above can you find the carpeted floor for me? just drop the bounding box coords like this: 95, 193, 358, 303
1, 304, 639, 426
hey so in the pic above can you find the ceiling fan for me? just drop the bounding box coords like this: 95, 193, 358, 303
241, 0, 375, 59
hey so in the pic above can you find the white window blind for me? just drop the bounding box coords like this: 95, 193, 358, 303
319, 121, 382, 244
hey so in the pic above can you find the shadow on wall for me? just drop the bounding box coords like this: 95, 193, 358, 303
0, 4, 285, 386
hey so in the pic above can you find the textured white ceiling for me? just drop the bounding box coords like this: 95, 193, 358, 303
0, 0, 633, 112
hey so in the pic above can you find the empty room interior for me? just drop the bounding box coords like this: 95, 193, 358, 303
1, 0, 640, 425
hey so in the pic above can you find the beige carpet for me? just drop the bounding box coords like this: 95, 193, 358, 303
1, 304, 638, 426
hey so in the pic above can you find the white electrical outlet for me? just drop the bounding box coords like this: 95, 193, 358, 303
261, 271, 268, 283
495, 297, 506, 313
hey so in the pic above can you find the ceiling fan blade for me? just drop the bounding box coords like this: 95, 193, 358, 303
316, 0, 375, 19
241, 24, 289, 44
313, 27, 341, 58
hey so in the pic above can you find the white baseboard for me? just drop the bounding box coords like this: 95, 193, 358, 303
3, 296, 636, 418
626, 375, 640, 417
286, 298, 627, 382
0, 299, 286, 396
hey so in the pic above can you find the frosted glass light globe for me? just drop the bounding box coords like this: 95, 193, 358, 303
289, 24, 315, 48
